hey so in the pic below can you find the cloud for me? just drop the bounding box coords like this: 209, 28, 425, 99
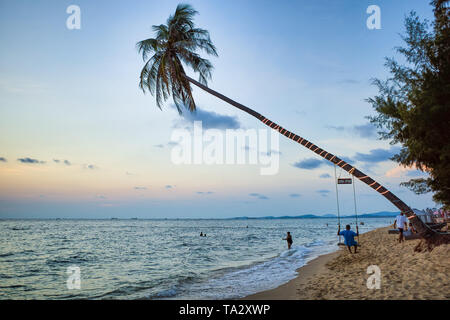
353, 123, 377, 138
327, 123, 377, 139
319, 173, 331, 178
339, 79, 359, 84
83, 164, 98, 170
0, 157, 7, 162
292, 158, 323, 170
165, 185, 174, 189
17, 157, 45, 164
173, 107, 241, 130
289, 193, 301, 198
385, 163, 429, 178
293, 156, 353, 170
353, 147, 400, 163
260, 150, 282, 156
134, 187, 147, 190
54, 159, 71, 166
317, 189, 331, 197
154, 144, 165, 148
249, 193, 269, 200
326, 125, 345, 132
196, 191, 214, 195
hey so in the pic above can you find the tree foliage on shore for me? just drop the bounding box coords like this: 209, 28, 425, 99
367, 0, 450, 207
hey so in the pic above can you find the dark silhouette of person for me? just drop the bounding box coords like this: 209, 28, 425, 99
283, 232, 293, 249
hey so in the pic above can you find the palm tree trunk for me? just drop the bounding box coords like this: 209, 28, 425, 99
186, 75, 449, 248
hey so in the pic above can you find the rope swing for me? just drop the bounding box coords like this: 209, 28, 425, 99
334, 163, 360, 246
352, 174, 360, 244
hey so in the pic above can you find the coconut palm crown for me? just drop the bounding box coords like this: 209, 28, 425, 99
137, 3, 217, 113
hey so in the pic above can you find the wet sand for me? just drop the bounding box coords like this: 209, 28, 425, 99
245, 226, 449, 300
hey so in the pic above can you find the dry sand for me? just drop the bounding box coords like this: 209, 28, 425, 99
246, 226, 449, 300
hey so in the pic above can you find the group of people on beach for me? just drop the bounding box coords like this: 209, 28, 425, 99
200, 212, 426, 255
281, 211, 425, 254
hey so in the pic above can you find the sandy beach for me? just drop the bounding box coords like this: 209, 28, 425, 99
246, 226, 449, 300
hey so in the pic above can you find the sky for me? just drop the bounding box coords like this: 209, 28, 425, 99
0, 0, 438, 219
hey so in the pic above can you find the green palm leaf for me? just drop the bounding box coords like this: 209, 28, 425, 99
137, 3, 215, 113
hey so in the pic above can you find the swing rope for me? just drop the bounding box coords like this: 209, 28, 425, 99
334, 164, 342, 244
352, 174, 360, 244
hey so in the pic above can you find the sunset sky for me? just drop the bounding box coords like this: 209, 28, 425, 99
0, 0, 436, 218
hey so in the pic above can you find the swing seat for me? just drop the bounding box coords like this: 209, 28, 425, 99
337, 242, 361, 247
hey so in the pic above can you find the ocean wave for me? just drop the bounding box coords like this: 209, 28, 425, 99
0, 252, 15, 258
45, 254, 92, 265
8, 227, 31, 231
165, 244, 317, 300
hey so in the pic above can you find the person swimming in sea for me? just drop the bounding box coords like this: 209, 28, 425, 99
283, 232, 293, 249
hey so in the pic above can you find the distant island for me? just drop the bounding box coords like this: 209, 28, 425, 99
2, 211, 400, 220
228, 211, 399, 220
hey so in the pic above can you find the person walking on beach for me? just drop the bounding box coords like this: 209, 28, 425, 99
283, 232, 293, 249
394, 212, 408, 243
337, 225, 359, 253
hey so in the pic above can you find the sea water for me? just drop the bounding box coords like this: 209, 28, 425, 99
0, 217, 392, 299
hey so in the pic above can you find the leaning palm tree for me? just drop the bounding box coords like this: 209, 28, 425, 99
137, 4, 448, 249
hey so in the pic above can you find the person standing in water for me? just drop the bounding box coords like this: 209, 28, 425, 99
283, 232, 293, 249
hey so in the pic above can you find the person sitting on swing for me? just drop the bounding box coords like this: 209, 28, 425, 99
337, 224, 359, 253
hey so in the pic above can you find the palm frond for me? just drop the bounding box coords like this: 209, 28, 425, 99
137, 3, 217, 113
136, 38, 160, 61
177, 48, 213, 85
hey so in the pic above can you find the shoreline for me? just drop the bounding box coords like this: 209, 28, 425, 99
244, 226, 449, 300
244, 249, 340, 300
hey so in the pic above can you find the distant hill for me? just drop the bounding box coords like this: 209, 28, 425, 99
357, 211, 399, 218
229, 211, 399, 220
